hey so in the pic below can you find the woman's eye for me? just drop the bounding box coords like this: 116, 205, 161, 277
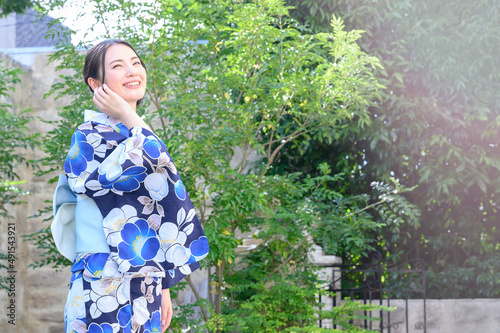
113, 64, 121, 69
134, 61, 141, 66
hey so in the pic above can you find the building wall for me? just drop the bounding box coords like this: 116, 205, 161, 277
0, 14, 16, 48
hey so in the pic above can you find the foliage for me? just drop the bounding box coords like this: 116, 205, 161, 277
0, 61, 36, 289
285, 0, 339, 33
30, 0, 413, 330
0, 179, 28, 290
313, 179, 420, 261
0, 0, 34, 17
283, 0, 500, 298
0, 64, 35, 180
318, 299, 394, 333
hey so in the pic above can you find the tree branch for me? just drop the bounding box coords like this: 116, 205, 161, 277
185, 275, 210, 322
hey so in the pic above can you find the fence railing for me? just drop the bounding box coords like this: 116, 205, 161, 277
319, 255, 427, 332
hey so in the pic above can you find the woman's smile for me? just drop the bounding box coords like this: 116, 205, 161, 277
124, 81, 141, 88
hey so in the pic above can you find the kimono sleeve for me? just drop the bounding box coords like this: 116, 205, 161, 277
162, 262, 200, 289
64, 122, 163, 196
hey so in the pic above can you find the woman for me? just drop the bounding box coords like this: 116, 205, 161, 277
53, 39, 209, 333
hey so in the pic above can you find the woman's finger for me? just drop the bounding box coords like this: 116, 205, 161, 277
94, 87, 114, 108
161, 309, 172, 331
93, 88, 103, 107
95, 86, 109, 102
93, 87, 114, 111
93, 90, 105, 107
102, 84, 122, 101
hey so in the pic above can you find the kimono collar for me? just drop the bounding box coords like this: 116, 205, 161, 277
84, 109, 129, 135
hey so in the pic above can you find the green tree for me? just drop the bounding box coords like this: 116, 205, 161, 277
284, 0, 500, 298
0, 0, 39, 293
0, 0, 34, 17
29, 0, 410, 330
0, 62, 37, 289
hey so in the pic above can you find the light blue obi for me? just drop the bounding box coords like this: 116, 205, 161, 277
51, 174, 109, 261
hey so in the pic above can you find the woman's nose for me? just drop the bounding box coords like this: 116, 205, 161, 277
126, 65, 138, 76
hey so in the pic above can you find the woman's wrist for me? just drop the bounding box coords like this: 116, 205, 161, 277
120, 111, 151, 131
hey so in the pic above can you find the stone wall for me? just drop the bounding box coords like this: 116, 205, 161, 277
327, 299, 500, 333
0, 47, 73, 333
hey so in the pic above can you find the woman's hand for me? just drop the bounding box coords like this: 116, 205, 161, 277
93, 84, 151, 130
161, 288, 173, 331
93, 84, 134, 120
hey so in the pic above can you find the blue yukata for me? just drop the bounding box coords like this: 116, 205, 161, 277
59, 110, 209, 333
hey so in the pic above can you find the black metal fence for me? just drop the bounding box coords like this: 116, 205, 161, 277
319, 255, 427, 332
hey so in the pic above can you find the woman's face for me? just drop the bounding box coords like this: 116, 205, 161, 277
103, 43, 147, 110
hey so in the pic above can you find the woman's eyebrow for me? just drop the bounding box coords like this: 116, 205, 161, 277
108, 56, 140, 66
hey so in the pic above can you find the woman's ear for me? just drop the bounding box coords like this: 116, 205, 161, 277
87, 77, 102, 92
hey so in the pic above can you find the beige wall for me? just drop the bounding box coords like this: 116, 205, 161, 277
387, 298, 500, 333
0, 48, 73, 333
0, 14, 16, 48
330, 299, 500, 333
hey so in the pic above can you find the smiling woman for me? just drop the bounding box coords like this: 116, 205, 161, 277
51, 39, 209, 333
83, 40, 148, 121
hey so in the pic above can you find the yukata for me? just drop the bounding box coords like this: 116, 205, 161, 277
56, 110, 209, 333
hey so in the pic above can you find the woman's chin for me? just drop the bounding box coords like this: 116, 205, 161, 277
124, 94, 146, 105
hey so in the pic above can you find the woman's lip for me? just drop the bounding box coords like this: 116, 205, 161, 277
123, 81, 142, 88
